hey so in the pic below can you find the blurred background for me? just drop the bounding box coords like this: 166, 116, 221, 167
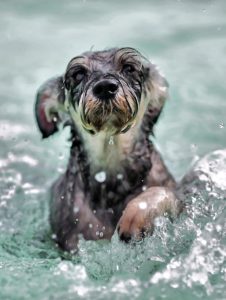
1, 0, 226, 179
0, 1, 226, 299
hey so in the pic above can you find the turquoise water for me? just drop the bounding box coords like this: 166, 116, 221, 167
0, 1, 226, 299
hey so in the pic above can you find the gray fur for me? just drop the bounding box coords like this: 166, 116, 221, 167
35, 47, 178, 251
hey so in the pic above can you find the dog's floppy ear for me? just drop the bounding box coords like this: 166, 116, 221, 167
35, 76, 68, 138
143, 62, 169, 112
141, 62, 169, 133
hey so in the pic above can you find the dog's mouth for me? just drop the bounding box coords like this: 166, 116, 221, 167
76, 92, 139, 135
82, 121, 133, 135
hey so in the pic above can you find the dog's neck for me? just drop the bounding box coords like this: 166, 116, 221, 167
80, 126, 138, 172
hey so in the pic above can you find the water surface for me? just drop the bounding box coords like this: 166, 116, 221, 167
0, 1, 226, 299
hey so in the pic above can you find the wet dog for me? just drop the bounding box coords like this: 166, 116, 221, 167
35, 47, 182, 251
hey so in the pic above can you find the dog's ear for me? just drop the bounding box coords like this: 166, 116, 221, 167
143, 62, 169, 112
141, 62, 169, 132
35, 76, 68, 138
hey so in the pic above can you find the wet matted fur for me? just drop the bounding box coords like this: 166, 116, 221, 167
35, 47, 182, 251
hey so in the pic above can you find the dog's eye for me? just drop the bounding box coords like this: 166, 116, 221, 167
122, 64, 136, 74
72, 69, 86, 84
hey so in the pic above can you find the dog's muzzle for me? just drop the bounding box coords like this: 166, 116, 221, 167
77, 78, 139, 135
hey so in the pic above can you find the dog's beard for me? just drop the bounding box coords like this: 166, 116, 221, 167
77, 90, 139, 134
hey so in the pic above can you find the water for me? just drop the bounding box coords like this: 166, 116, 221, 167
0, 0, 226, 299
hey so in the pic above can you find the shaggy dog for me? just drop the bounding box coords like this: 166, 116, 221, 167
35, 47, 182, 251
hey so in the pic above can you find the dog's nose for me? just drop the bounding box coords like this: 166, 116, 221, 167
93, 80, 118, 100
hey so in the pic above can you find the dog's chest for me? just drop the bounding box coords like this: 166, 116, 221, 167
89, 170, 142, 209
69, 128, 153, 207
89, 150, 152, 209
82, 130, 135, 171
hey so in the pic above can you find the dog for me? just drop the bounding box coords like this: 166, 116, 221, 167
35, 47, 182, 251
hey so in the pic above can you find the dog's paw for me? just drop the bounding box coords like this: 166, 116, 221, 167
117, 187, 181, 243
117, 199, 154, 243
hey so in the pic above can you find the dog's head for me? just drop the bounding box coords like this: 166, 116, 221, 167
35, 47, 168, 137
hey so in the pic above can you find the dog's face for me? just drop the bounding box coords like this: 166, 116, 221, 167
64, 48, 147, 135
35, 47, 168, 139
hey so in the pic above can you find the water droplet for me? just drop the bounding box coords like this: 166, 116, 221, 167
191, 143, 197, 150
73, 206, 80, 213
58, 152, 64, 160
109, 136, 114, 145
59, 262, 68, 272
138, 201, 147, 210
116, 173, 123, 180
171, 282, 179, 288
53, 116, 58, 123
95, 171, 106, 182
216, 225, 222, 232
219, 122, 224, 129
71, 166, 76, 174
142, 185, 147, 191
96, 231, 100, 236
89, 223, 93, 228
51, 233, 57, 240
205, 222, 213, 232
99, 232, 103, 237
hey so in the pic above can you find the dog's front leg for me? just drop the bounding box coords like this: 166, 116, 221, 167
53, 199, 114, 251
117, 187, 182, 242
51, 184, 114, 251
